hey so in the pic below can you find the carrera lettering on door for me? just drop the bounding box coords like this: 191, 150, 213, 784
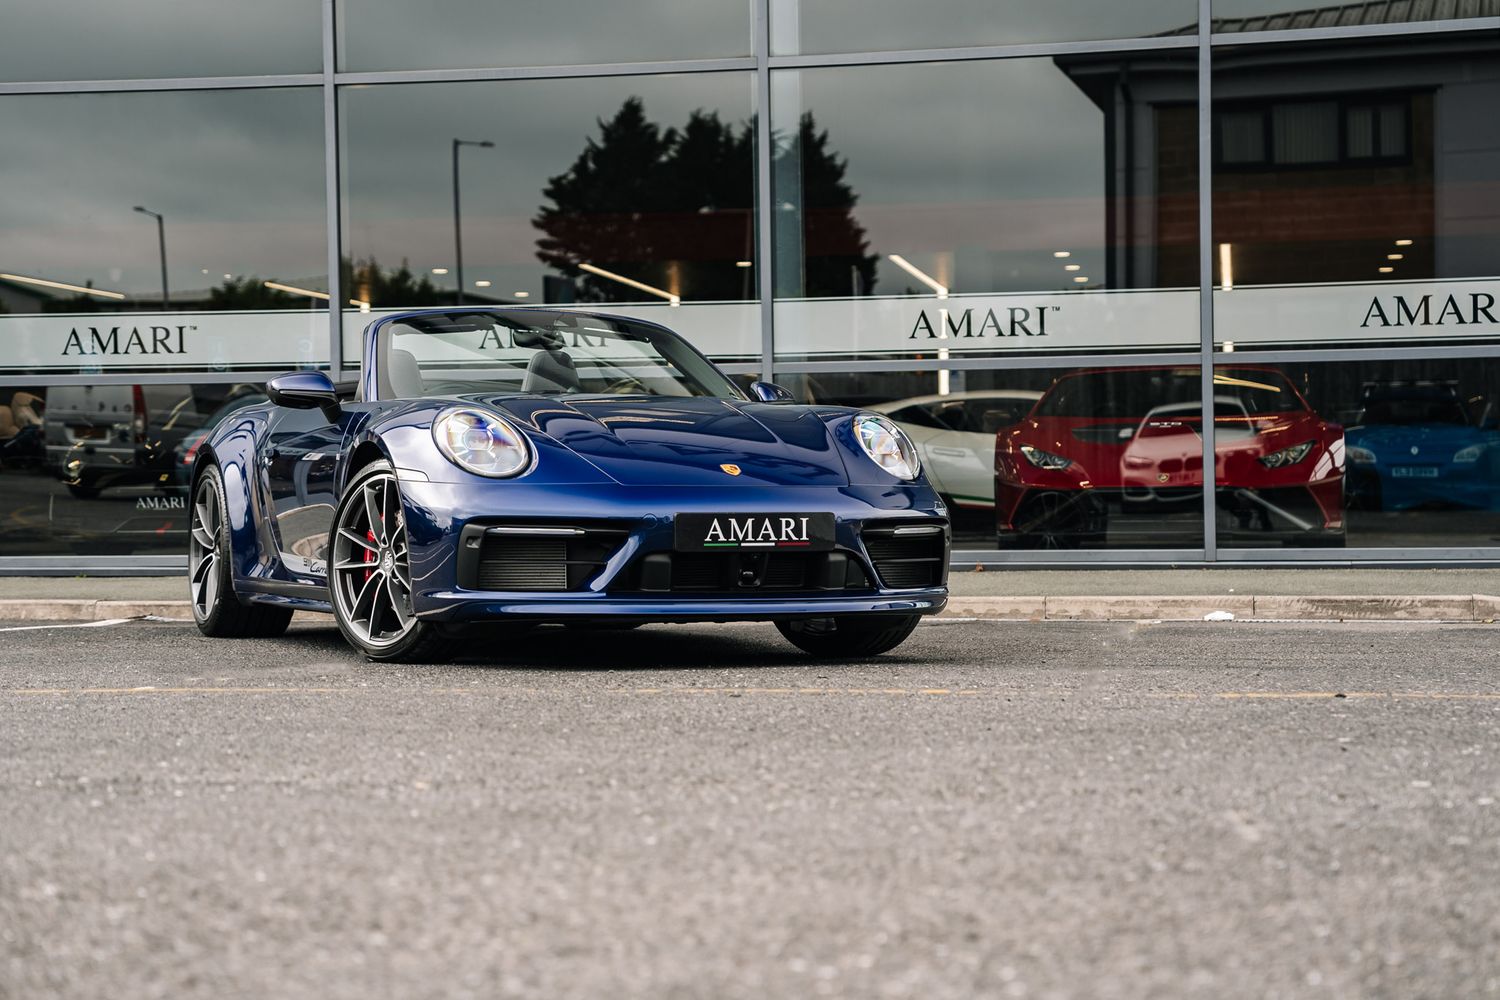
704, 516, 812, 547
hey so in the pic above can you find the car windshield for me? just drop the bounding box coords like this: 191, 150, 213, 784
380, 309, 742, 400
1357, 391, 1470, 426
1035, 368, 1303, 418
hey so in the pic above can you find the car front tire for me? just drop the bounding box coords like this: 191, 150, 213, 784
329, 460, 454, 663
776, 614, 921, 658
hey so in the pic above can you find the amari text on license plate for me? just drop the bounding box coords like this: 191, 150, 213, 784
675, 512, 836, 552
1391, 466, 1440, 478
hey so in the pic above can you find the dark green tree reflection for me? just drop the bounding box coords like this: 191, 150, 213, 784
534, 97, 874, 302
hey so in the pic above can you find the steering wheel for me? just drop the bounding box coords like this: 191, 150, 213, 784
602, 377, 649, 395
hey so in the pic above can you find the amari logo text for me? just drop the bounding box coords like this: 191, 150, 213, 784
703, 516, 812, 548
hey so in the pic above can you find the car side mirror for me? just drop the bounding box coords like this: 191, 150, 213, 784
748, 381, 796, 403
267, 371, 341, 422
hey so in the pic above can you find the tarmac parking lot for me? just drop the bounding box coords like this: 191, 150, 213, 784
3, 616, 1499, 999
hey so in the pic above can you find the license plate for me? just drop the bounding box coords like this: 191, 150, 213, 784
675, 512, 836, 552
70, 424, 106, 439
1391, 466, 1440, 479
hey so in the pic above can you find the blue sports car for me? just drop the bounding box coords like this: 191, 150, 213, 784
188, 308, 949, 661
1344, 383, 1500, 512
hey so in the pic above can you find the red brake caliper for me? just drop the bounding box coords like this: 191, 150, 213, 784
363, 526, 377, 583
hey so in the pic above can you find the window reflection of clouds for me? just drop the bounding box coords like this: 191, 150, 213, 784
338, 0, 751, 71
0, 1, 318, 81
0, 90, 326, 300
770, 0, 1197, 55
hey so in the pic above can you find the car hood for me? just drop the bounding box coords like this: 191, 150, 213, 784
471, 394, 851, 486
1345, 423, 1482, 457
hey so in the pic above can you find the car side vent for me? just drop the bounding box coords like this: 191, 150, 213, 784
862, 522, 949, 589
463, 522, 631, 592
477, 537, 568, 591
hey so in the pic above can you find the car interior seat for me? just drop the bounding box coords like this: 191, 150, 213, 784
523, 349, 581, 393
385, 348, 426, 399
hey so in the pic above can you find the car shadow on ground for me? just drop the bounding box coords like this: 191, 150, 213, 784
285, 621, 930, 671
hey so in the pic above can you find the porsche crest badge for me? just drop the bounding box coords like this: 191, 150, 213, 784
720, 464, 742, 476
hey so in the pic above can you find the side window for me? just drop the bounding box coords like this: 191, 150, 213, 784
888, 404, 945, 430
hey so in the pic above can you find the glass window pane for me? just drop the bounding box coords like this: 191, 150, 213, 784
1271, 101, 1338, 164
0, 1, 319, 82
337, 0, 751, 72
770, 53, 1199, 363
1211, 0, 1488, 34
1379, 103, 1408, 157
1220, 109, 1268, 164
1347, 106, 1375, 158
770, 0, 1198, 56
776, 366, 1206, 551
0, 90, 330, 375
1215, 357, 1500, 548
340, 74, 759, 363
0, 382, 267, 555
1212, 34, 1500, 352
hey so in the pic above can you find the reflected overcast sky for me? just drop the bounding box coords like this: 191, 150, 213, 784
338, 0, 752, 72
770, 0, 1198, 54
0, 1, 318, 82
0, 89, 326, 298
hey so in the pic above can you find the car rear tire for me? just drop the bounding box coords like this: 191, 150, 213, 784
776, 614, 921, 658
190, 465, 293, 638
329, 460, 455, 663
66, 482, 102, 500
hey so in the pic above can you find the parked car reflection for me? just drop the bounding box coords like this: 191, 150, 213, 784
995, 367, 1345, 548
870, 390, 1042, 511
1345, 383, 1499, 511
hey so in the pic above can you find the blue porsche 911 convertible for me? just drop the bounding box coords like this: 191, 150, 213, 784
188, 308, 949, 661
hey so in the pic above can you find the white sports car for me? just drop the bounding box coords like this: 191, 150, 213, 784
872, 390, 1042, 510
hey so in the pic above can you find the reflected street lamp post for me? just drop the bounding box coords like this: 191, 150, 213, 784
451, 138, 494, 306
132, 205, 168, 310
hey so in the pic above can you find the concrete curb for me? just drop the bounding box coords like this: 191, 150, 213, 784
2, 596, 1497, 623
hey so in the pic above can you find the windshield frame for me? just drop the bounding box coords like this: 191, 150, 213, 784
362, 307, 746, 403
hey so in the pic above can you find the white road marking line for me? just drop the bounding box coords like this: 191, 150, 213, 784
0, 618, 133, 633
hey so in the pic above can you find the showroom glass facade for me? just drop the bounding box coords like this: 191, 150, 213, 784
0, 0, 1496, 571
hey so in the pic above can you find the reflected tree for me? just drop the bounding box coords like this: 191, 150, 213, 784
534, 97, 874, 301
343, 257, 447, 309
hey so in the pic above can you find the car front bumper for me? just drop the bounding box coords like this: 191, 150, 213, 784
397, 480, 950, 624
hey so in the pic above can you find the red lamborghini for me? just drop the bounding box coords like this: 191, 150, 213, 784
994, 366, 1345, 548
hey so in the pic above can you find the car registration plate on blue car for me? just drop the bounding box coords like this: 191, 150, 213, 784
1391, 466, 1440, 478
675, 513, 836, 552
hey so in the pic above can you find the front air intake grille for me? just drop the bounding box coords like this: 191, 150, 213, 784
462, 521, 631, 592
862, 523, 948, 589
477, 537, 567, 590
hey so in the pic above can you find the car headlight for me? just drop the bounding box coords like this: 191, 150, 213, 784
433, 408, 532, 478
1346, 445, 1377, 465
1020, 444, 1072, 470
854, 414, 921, 480
1454, 444, 1485, 464
1258, 440, 1315, 469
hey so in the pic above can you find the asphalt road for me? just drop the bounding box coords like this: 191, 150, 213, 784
3, 617, 1498, 1000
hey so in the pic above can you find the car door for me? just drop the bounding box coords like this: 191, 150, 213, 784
258, 407, 350, 579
